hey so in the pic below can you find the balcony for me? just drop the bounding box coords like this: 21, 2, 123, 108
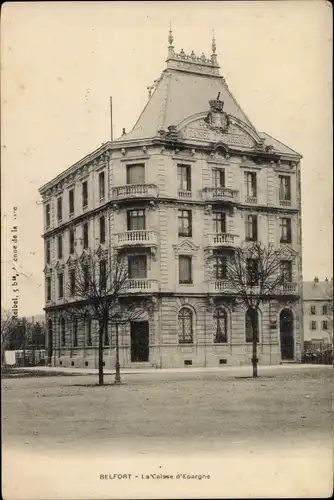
112, 184, 158, 201
113, 230, 158, 249
125, 279, 160, 293
178, 189, 192, 199
245, 195, 257, 204
202, 187, 238, 203
279, 198, 292, 207
280, 282, 298, 295
206, 280, 233, 294
205, 233, 239, 249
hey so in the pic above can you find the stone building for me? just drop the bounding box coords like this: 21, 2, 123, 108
39, 33, 303, 369
303, 278, 333, 349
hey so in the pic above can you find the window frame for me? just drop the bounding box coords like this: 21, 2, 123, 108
69, 228, 75, 254
45, 203, 51, 228
245, 171, 257, 198
245, 308, 260, 343
128, 254, 147, 279
126, 163, 145, 185
58, 273, 64, 299
83, 222, 89, 249
46, 277, 52, 301
82, 180, 88, 209
99, 216, 106, 244
212, 168, 225, 188
245, 215, 258, 241
213, 308, 228, 344
177, 164, 191, 192
212, 211, 226, 233
69, 189, 75, 216
98, 171, 106, 201
178, 307, 194, 344
57, 234, 63, 260
178, 209, 192, 237
280, 218, 292, 244
178, 255, 193, 285
127, 209, 146, 231
279, 175, 291, 201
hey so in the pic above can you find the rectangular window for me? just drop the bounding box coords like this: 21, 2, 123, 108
244, 172, 257, 198
280, 218, 292, 243
69, 228, 75, 254
99, 216, 106, 244
279, 175, 291, 201
177, 165, 191, 192
58, 273, 64, 299
98, 171, 105, 201
57, 235, 63, 260
69, 269, 76, 296
280, 260, 292, 282
246, 258, 259, 286
322, 305, 328, 315
310, 305, 316, 315
213, 254, 227, 279
178, 210, 192, 237
128, 255, 147, 279
83, 264, 89, 291
322, 321, 328, 330
126, 164, 145, 185
212, 168, 225, 188
83, 222, 89, 249
311, 320, 317, 330
57, 197, 62, 222
46, 240, 51, 264
179, 255, 192, 284
82, 181, 88, 209
245, 215, 258, 241
45, 204, 51, 228
69, 189, 74, 216
127, 209, 145, 231
46, 277, 51, 301
212, 212, 226, 233
99, 260, 107, 290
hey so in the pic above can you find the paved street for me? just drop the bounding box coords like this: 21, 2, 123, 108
2, 365, 332, 499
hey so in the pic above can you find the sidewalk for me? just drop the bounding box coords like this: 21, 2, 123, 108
9, 363, 331, 377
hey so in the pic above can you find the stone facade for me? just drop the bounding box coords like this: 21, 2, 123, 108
39, 34, 303, 369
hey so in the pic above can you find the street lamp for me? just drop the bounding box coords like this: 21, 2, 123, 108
114, 313, 121, 385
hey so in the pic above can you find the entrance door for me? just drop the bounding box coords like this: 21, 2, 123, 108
47, 319, 53, 364
280, 309, 294, 360
130, 321, 149, 362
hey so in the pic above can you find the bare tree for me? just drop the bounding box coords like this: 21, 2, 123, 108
66, 249, 149, 385
222, 242, 296, 378
1, 309, 16, 365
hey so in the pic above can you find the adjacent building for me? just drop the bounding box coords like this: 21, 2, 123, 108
39, 33, 303, 369
303, 277, 333, 350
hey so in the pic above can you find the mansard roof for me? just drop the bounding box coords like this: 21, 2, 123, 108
115, 33, 301, 159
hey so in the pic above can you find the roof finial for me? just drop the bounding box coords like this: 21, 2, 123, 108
167, 22, 175, 59
168, 22, 174, 47
212, 29, 216, 54
211, 29, 218, 66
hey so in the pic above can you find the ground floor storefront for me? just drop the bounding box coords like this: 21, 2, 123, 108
45, 295, 302, 369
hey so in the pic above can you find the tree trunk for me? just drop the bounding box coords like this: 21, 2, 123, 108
251, 310, 258, 378
114, 322, 121, 385
98, 319, 104, 386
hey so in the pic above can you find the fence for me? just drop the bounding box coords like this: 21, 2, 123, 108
301, 349, 333, 365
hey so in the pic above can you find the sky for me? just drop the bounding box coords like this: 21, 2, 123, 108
1, 1, 333, 317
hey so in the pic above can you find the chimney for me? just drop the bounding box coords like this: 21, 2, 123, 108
314, 277, 319, 284
325, 277, 328, 282
122, 128, 126, 136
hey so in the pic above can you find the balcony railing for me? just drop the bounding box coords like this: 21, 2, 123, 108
114, 230, 158, 247
112, 184, 158, 201
206, 233, 239, 248
125, 279, 160, 293
245, 195, 257, 204
281, 282, 298, 295
206, 280, 233, 294
202, 187, 238, 203
178, 189, 192, 199
279, 199, 292, 207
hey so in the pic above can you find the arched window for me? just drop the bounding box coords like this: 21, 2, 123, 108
60, 318, 66, 346
213, 308, 228, 343
178, 307, 193, 344
72, 316, 78, 347
245, 308, 259, 343
85, 315, 92, 347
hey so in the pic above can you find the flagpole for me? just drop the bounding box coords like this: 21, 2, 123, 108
109, 96, 113, 142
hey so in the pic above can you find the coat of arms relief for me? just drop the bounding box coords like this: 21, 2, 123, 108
204, 92, 230, 133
